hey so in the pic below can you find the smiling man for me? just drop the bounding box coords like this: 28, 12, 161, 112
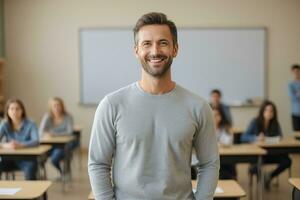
88, 12, 220, 200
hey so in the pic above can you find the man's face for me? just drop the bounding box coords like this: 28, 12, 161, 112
210, 93, 221, 105
134, 25, 178, 78
292, 68, 300, 80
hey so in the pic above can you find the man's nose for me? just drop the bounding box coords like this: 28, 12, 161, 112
149, 43, 160, 55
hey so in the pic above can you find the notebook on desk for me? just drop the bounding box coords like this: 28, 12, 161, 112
264, 136, 281, 143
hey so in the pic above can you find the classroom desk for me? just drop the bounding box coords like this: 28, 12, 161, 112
256, 136, 300, 155
0, 145, 52, 180
0, 180, 51, 200
289, 178, 300, 200
88, 180, 246, 200
219, 144, 266, 200
40, 135, 75, 191
294, 132, 300, 140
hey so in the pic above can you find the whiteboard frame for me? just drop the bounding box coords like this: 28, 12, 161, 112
78, 27, 268, 106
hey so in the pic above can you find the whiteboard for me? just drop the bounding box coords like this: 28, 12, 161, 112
79, 28, 266, 105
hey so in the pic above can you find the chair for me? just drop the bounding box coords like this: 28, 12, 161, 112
249, 164, 292, 190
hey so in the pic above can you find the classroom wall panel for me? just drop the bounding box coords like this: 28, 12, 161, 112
4, 0, 300, 147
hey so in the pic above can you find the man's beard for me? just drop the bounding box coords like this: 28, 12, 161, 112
140, 54, 173, 78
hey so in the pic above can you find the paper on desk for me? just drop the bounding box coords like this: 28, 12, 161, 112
193, 186, 224, 194
0, 188, 21, 195
215, 186, 224, 193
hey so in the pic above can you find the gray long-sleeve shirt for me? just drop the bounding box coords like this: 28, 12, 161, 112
88, 82, 219, 200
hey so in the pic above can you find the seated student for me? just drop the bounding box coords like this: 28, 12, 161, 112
39, 97, 74, 175
241, 100, 292, 190
0, 99, 39, 180
210, 89, 233, 125
213, 107, 236, 180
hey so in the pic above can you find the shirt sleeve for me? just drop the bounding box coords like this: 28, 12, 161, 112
0, 121, 5, 142
223, 105, 233, 125
65, 114, 74, 135
277, 123, 283, 137
88, 96, 116, 200
20, 121, 39, 147
288, 82, 300, 101
193, 102, 220, 200
241, 119, 257, 143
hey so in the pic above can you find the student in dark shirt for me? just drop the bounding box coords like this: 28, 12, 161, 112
241, 100, 291, 190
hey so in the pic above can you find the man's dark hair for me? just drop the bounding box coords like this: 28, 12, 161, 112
210, 89, 222, 97
133, 12, 177, 46
291, 64, 300, 71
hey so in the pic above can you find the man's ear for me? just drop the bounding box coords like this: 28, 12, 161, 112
173, 44, 179, 57
134, 45, 139, 58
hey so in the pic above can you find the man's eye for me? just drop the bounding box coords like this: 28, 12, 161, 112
142, 42, 151, 47
160, 41, 168, 46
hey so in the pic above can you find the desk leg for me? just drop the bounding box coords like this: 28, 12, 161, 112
37, 156, 41, 180
37, 155, 47, 180
63, 144, 67, 192
257, 156, 264, 200
43, 191, 48, 200
293, 186, 300, 200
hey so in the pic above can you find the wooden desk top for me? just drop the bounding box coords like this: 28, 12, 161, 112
88, 180, 246, 199
73, 125, 82, 132
40, 135, 75, 144
0, 181, 52, 199
219, 144, 266, 156
0, 145, 52, 155
257, 136, 300, 148
289, 178, 300, 190
295, 132, 300, 138
231, 127, 245, 134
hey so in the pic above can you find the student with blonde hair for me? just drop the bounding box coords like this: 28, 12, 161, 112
39, 97, 74, 175
0, 98, 39, 180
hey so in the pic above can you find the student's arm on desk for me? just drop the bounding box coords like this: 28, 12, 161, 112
241, 119, 257, 143
88, 97, 115, 200
194, 102, 219, 200
19, 121, 39, 147
0, 122, 20, 149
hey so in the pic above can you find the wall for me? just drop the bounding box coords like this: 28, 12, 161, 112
4, 0, 300, 148
0, 0, 4, 57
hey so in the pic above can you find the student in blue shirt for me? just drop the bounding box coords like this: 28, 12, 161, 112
39, 97, 74, 175
288, 64, 300, 131
241, 100, 291, 190
0, 99, 39, 180
210, 89, 233, 126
